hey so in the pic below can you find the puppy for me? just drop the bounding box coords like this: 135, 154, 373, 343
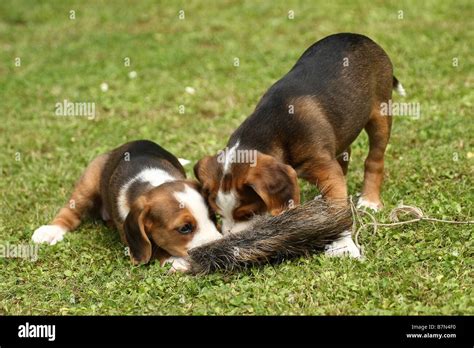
32, 140, 222, 270
194, 33, 403, 256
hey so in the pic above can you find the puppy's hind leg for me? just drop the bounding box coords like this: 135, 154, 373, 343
358, 105, 392, 212
32, 153, 109, 245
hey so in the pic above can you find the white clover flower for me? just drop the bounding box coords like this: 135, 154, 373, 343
185, 86, 196, 95
100, 82, 109, 92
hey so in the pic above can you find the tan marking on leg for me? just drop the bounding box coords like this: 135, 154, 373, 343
306, 159, 348, 207
360, 105, 392, 209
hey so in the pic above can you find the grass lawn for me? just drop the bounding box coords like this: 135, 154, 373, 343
0, 0, 472, 315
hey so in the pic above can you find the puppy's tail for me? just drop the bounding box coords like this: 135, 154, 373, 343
187, 199, 353, 275
393, 76, 406, 97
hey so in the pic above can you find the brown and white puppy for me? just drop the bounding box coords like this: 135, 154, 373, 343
32, 140, 222, 270
195, 33, 404, 257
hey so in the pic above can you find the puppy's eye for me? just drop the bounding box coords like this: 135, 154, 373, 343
177, 223, 193, 234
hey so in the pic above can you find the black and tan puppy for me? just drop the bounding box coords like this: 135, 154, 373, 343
195, 33, 405, 256
32, 140, 222, 270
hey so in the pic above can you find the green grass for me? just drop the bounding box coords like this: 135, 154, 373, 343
0, 0, 473, 315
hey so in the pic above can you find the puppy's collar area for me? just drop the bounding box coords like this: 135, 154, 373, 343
118, 168, 177, 221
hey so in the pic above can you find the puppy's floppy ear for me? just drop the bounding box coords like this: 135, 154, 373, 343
245, 153, 300, 216
124, 204, 152, 265
193, 155, 221, 195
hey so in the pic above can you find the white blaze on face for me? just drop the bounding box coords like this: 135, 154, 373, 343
219, 138, 256, 234
174, 185, 222, 249
216, 189, 255, 235
223, 140, 240, 174
216, 190, 237, 234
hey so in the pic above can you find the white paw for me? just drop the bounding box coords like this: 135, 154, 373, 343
313, 194, 323, 201
357, 197, 382, 212
325, 231, 361, 259
32, 225, 67, 245
164, 256, 190, 273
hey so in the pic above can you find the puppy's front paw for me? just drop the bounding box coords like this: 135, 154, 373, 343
165, 257, 190, 274
325, 231, 361, 259
357, 197, 382, 212
32, 225, 66, 245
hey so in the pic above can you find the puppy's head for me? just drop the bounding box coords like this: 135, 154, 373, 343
194, 152, 300, 234
123, 180, 222, 265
